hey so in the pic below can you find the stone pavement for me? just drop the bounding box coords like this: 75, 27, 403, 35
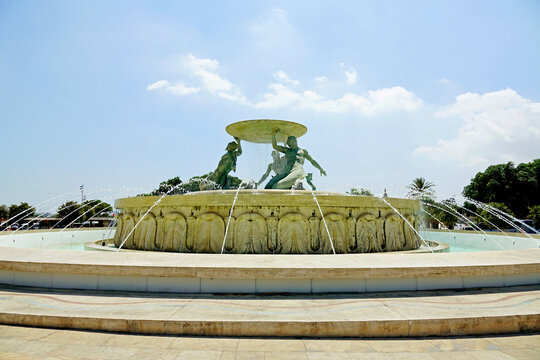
0, 324, 539, 360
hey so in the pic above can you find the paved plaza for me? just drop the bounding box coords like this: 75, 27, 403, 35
0, 324, 539, 359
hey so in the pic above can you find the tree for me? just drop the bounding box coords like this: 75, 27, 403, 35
143, 174, 244, 196
478, 202, 514, 230
463, 159, 539, 218
528, 205, 540, 229
422, 198, 460, 229
79, 200, 112, 221
149, 176, 183, 195
8, 202, 35, 221
406, 177, 436, 200
56, 201, 80, 226
56, 200, 112, 226
0, 205, 8, 220
347, 188, 373, 196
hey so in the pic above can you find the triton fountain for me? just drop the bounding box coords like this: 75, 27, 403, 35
0, 119, 538, 338
112, 119, 424, 254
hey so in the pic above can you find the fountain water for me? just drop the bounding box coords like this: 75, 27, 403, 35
311, 189, 336, 254
221, 179, 248, 254
377, 196, 433, 252
117, 183, 184, 251
466, 198, 539, 236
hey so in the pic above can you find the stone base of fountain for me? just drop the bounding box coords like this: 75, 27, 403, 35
113, 190, 421, 254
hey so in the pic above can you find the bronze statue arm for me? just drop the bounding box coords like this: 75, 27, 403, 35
305, 151, 327, 176
257, 163, 273, 185
234, 137, 242, 156
271, 130, 288, 153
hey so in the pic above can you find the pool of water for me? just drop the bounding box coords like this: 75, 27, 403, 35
447, 245, 481, 253
2, 229, 538, 253
47, 244, 87, 250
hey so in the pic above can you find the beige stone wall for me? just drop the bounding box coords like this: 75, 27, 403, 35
113, 190, 421, 254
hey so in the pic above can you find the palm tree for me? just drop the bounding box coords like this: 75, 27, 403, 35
406, 177, 436, 199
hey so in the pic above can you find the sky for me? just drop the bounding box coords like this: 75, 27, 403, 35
1, 0, 539, 210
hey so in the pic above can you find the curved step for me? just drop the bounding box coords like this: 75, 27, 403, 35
0, 285, 538, 337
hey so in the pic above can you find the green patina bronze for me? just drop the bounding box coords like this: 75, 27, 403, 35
203, 137, 242, 189
264, 130, 326, 190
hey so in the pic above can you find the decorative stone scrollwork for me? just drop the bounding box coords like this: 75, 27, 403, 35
320, 213, 346, 253
139, 213, 157, 251
223, 216, 235, 253
384, 214, 406, 251
279, 213, 309, 254
115, 213, 135, 249
308, 215, 321, 253
356, 213, 377, 253
194, 213, 224, 253
113, 216, 124, 248
374, 216, 385, 252
160, 212, 187, 252
346, 216, 356, 252
235, 213, 266, 254
404, 215, 420, 250
186, 215, 197, 251
266, 214, 279, 253
113, 192, 421, 253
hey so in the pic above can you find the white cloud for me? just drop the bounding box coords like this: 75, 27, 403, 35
313, 76, 328, 84
340, 62, 357, 84
183, 54, 247, 103
414, 89, 540, 167
253, 84, 423, 115
438, 78, 453, 85
147, 54, 423, 115
273, 70, 300, 86
344, 69, 357, 85
146, 54, 247, 103
253, 83, 301, 109
146, 79, 169, 91
146, 79, 199, 95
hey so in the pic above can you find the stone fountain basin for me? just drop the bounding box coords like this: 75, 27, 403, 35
113, 190, 422, 254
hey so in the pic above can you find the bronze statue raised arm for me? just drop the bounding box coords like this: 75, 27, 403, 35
202, 136, 242, 189
264, 129, 326, 189
257, 150, 288, 187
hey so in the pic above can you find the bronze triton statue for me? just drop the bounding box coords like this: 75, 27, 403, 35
264, 129, 326, 189
202, 136, 242, 190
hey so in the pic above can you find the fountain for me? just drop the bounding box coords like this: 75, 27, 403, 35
1, 119, 539, 339
112, 119, 424, 254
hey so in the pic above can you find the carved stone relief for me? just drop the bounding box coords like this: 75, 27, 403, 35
161, 212, 187, 252
235, 213, 267, 254
320, 213, 346, 253
279, 213, 309, 254
194, 213, 224, 253
356, 213, 377, 253
384, 214, 405, 251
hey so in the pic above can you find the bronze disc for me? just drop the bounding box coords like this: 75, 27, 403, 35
226, 119, 307, 144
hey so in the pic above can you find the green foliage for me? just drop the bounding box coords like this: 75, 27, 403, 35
143, 174, 243, 196
463, 159, 539, 218
8, 202, 35, 220
478, 202, 514, 230
347, 188, 373, 196
0, 205, 8, 219
56, 200, 112, 226
149, 176, 183, 195
528, 205, 540, 228
422, 198, 459, 229
83, 200, 112, 219
406, 177, 436, 200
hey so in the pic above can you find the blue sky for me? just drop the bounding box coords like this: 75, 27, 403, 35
1, 0, 539, 209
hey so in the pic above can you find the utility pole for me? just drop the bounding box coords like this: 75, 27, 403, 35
80, 184, 85, 203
